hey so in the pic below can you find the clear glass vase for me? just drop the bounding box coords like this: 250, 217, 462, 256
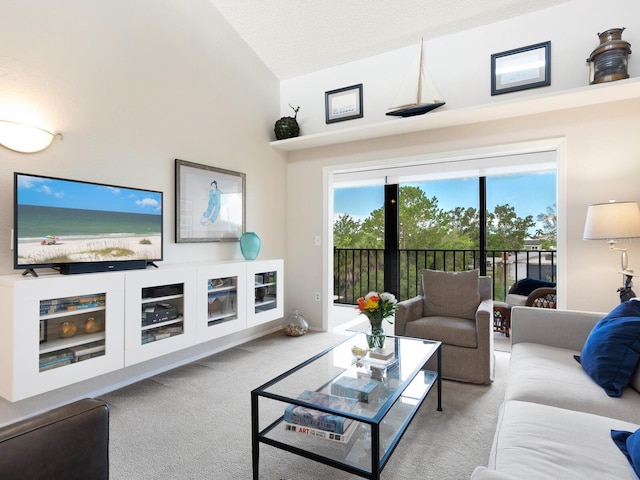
366, 327, 386, 349
283, 309, 308, 336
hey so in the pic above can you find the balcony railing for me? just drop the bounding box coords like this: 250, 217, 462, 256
333, 248, 556, 305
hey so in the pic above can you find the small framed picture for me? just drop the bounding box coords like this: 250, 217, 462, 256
325, 84, 363, 123
491, 41, 551, 95
175, 159, 246, 243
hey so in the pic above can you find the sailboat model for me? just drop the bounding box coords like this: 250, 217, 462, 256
386, 40, 445, 117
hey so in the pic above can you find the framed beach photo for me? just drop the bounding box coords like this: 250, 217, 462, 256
175, 159, 245, 243
491, 41, 551, 95
325, 84, 363, 123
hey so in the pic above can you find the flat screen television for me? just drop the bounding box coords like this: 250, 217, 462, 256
14, 172, 163, 276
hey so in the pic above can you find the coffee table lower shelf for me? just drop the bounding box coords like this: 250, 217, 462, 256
251, 334, 442, 480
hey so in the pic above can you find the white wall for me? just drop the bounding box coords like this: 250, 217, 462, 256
0, 0, 287, 418
283, 0, 640, 324
281, 0, 639, 136
0, 0, 286, 273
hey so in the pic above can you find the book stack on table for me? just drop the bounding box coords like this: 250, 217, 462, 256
283, 390, 359, 444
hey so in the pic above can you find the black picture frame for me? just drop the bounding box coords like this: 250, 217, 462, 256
175, 159, 246, 243
491, 41, 551, 96
325, 84, 363, 123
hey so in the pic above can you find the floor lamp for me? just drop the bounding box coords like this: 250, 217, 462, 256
583, 201, 640, 301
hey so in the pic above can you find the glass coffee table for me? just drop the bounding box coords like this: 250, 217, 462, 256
251, 333, 441, 479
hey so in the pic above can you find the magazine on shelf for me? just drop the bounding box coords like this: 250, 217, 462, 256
283, 390, 358, 434
283, 420, 357, 444
368, 348, 395, 361
331, 375, 381, 404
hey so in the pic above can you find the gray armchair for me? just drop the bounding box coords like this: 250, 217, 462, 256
395, 269, 494, 384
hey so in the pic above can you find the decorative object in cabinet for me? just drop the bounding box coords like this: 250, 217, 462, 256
207, 276, 238, 326
39, 293, 108, 372
246, 259, 284, 327
254, 271, 277, 314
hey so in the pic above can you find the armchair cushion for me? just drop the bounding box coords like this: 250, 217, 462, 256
422, 269, 480, 321
405, 316, 478, 348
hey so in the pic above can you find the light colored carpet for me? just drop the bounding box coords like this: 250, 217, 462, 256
100, 330, 508, 479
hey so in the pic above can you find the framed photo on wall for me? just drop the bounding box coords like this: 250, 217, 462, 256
175, 159, 246, 243
325, 83, 363, 123
491, 41, 551, 95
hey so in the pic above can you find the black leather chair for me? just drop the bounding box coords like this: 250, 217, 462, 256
0, 398, 109, 479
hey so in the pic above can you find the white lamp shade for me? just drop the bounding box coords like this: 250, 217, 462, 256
583, 201, 640, 240
0, 120, 59, 153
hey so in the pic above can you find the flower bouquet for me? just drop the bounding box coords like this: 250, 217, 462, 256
356, 292, 398, 349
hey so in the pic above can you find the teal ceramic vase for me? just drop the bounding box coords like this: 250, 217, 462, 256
240, 232, 261, 260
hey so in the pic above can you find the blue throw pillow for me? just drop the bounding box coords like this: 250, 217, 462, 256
509, 278, 556, 296
612, 429, 640, 477
579, 300, 640, 397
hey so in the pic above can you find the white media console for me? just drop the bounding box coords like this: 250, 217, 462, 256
0, 259, 283, 401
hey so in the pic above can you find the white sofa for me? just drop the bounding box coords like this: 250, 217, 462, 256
472, 306, 640, 479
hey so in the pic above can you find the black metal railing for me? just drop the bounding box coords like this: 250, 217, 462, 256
333, 247, 556, 304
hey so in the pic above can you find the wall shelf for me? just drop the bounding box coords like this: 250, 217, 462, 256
270, 78, 640, 152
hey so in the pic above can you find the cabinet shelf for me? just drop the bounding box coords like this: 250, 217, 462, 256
270, 78, 640, 152
39, 332, 106, 354
40, 305, 105, 321
208, 313, 236, 326
141, 293, 183, 304
208, 285, 237, 293
141, 317, 184, 331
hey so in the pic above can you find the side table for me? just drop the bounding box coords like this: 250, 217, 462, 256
493, 301, 511, 337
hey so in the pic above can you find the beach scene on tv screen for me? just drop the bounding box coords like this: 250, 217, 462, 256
16, 174, 162, 267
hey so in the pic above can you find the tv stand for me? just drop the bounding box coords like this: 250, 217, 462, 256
21, 268, 38, 278
0, 259, 284, 401
147, 262, 159, 269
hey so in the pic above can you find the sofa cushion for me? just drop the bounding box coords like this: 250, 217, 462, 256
579, 300, 640, 397
488, 400, 640, 479
422, 269, 480, 321
507, 342, 640, 424
611, 428, 640, 477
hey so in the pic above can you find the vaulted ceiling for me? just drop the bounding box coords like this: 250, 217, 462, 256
209, 0, 570, 79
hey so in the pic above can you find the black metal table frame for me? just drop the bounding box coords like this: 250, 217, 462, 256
251, 335, 442, 480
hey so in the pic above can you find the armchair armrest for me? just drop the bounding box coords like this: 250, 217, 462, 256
476, 298, 493, 327
525, 287, 557, 308
0, 398, 109, 479
511, 306, 605, 351
395, 295, 423, 336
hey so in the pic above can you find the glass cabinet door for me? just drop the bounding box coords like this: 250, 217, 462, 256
197, 263, 247, 342
247, 259, 283, 327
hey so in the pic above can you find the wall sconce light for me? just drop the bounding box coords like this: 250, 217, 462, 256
587, 27, 632, 84
583, 200, 640, 301
0, 120, 62, 153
